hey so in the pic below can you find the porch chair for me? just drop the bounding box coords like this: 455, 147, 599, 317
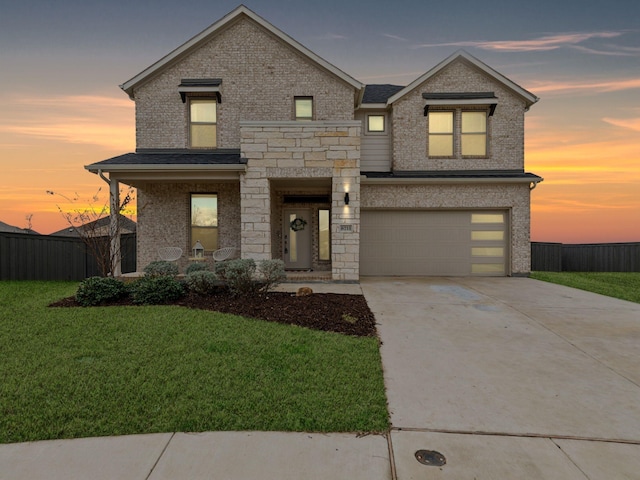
212, 247, 238, 262
157, 246, 183, 262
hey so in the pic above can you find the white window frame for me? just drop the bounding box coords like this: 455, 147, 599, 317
189, 98, 217, 149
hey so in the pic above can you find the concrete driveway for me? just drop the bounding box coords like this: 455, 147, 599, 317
362, 277, 640, 479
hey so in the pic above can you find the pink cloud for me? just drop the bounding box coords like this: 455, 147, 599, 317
602, 117, 640, 132
413, 31, 623, 52
527, 77, 640, 94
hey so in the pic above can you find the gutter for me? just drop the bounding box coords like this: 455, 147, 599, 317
361, 175, 543, 186
85, 163, 247, 173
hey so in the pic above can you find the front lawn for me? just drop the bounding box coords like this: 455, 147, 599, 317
0, 282, 389, 444
531, 272, 640, 304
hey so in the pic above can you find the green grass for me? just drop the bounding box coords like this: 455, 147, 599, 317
531, 272, 640, 304
0, 282, 389, 444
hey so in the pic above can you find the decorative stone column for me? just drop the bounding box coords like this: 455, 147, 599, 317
240, 121, 361, 280
239, 170, 271, 261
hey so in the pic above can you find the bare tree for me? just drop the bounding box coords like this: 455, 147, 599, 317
24, 214, 34, 232
47, 187, 135, 276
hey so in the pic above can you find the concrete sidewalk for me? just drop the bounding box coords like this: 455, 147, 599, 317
363, 277, 640, 479
0, 432, 390, 480
3, 277, 640, 479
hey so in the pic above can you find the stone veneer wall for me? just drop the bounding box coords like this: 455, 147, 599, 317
360, 183, 532, 274
392, 60, 527, 171
240, 121, 361, 281
133, 17, 356, 150
136, 182, 241, 272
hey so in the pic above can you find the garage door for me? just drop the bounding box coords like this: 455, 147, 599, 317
360, 210, 508, 276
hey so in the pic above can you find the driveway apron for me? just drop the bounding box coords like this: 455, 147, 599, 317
362, 277, 640, 479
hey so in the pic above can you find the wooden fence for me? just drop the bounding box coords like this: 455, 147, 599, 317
2, 234, 637, 278
0, 232, 136, 281
532, 242, 640, 272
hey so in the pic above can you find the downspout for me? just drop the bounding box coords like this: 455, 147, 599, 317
95, 170, 121, 277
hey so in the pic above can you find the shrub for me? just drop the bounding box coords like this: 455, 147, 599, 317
143, 261, 178, 277
213, 261, 229, 281
186, 262, 209, 274
216, 258, 257, 295
75, 276, 128, 307
130, 276, 185, 305
185, 271, 219, 295
257, 259, 286, 292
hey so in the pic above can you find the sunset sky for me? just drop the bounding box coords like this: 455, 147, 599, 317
1, 0, 639, 242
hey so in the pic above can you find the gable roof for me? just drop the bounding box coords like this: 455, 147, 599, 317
386, 50, 538, 108
120, 5, 363, 99
362, 84, 405, 104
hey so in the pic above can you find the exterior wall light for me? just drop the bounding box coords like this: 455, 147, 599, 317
344, 192, 350, 205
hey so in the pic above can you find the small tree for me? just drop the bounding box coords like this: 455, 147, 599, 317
24, 214, 34, 233
47, 187, 135, 277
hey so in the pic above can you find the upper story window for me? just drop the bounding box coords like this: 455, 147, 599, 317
461, 111, 487, 156
427, 109, 489, 158
190, 99, 217, 148
294, 97, 313, 121
367, 114, 386, 133
428, 111, 454, 157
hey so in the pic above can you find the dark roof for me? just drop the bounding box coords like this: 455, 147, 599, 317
362, 170, 543, 180
362, 84, 405, 104
179, 78, 222, 87
0, 220, 39, 235
50, 215, 137, 237
422, 92, 497, 100
87, 149, 244, 168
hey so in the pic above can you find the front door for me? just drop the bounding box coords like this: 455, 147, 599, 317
283, 208, 312, 269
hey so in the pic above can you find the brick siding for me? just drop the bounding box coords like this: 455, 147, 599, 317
392, 60, 527, 171
133, 17, 355, 150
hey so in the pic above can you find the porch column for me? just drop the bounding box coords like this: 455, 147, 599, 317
239, 174, 271, 261
109, 179, 121, 277
331, 174, 360, 282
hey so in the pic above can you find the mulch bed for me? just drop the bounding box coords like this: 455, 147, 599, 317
50, 291, 378, 337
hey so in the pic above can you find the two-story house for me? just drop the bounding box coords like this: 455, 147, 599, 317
86, 5, 542, 280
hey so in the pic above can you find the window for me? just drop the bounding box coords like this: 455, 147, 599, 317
191, 194, 218, 251
428, 109, 489, 158
428, 111, 454, 156
294, 97, 313, 121
367, 115, 385, 133
462, 111, 487, 156
472, 213, 504, 224
190, 99, 217, 148
319, 209, 330, 261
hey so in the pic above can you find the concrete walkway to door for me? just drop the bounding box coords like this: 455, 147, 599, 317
362, 277, 640, 479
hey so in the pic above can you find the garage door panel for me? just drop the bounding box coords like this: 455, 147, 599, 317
360, 210, 507, 276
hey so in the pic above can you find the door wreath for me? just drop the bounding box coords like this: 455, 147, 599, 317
290, 217, 307, 232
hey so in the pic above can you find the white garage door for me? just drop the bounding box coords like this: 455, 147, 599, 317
360, 210, 508, 276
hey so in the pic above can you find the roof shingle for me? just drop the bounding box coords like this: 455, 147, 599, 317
362, 84, 405, 104
87, 150, 243, 168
